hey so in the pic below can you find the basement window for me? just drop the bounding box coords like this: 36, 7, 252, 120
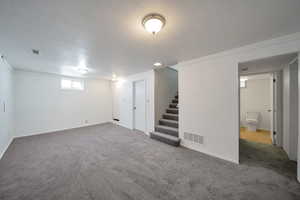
240, 80, 247, 88
61, 78, 84, 90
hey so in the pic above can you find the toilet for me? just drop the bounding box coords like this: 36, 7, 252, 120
246, 112, 259, 132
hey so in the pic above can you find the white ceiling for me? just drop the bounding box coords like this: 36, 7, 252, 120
239, 53, 297, 75
1, 0, 300, 79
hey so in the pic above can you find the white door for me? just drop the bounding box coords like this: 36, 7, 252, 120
297, 54, 300, 183
133, 80, 146, 132
270, 73, 276, 145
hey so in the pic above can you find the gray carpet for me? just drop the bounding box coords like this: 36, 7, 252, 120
0, 123, 299, 200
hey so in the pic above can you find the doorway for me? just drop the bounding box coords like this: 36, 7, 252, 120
238, 53, 299, 179
133, 80, 146, 132
286, 57, 299, 161
239, 73, 273, 145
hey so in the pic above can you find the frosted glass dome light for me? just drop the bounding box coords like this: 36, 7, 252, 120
142, 14, 166, 34
153, 62, 162, 67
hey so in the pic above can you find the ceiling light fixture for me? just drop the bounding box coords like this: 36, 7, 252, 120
153, 62, 162, 67
112, 74, 117, 81
142, 13, 166, 35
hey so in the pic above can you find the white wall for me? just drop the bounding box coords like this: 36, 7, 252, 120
290, 61, 298, 161
179, 58, 239, 163
298, 54, 300, 182
112, 70, 155, 135
240, 77, 271, 131
275, 71, 284, 147
283, 67, 290, 154
283, 61, 299, 161
174, 32, 300, 165
0, 56, 14, 158
14, 70, 112, 137
155, 67, 178, 125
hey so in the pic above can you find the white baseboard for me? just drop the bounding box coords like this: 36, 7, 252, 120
113, 121, 132, 130
0, 137, 13, 160
113, 121, 150, 136
15, 121, 112, 139
144, 131, 150, 136
181, 140, 239, 164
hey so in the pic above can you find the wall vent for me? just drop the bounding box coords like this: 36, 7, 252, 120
241, 67, 248, 71
184, 132, 203, 144
32, 49, 39, 55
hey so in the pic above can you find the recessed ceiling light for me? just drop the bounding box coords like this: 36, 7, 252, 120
153, 62, 162, 67
112, 74, 117, 81
142, 14, 166, 34
32, 49, 39, 55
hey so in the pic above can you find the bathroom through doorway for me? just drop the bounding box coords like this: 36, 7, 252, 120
238, 53, 298, 179
239, 73, 274, 145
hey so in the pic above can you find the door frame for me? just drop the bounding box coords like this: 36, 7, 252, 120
238, 53, 299, 182
239, 72, 276, 144
270, 73, 276, 145
272, 71, 285, 147
132, 79, 147, 132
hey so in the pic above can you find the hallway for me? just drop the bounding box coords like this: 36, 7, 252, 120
240, 139, 297, 179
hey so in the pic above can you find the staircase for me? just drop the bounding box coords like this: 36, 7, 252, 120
150, 93, 180, 146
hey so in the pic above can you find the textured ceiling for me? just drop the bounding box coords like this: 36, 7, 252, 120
1, 0, 300, 79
